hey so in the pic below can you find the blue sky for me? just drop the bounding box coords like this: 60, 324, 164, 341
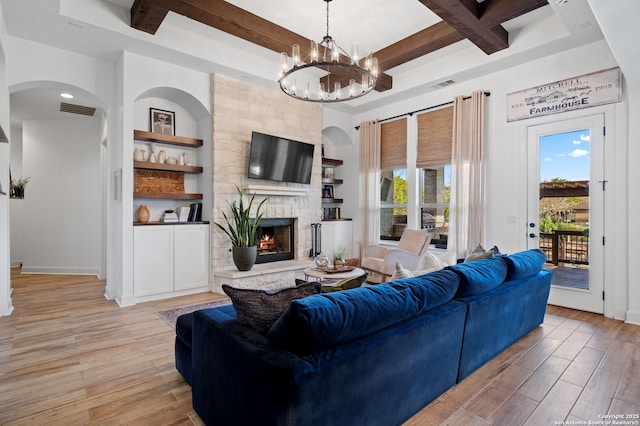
539, 129, 590, 182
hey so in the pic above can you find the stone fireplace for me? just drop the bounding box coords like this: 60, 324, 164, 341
211, 73, 323, 284
253, 218, 295, 264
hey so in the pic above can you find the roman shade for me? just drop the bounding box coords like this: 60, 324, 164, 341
380, 118, 407, 170
416, 106, 453, 168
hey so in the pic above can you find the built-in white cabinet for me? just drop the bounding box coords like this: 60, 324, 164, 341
321, 220, 353, 260
134, 224, 209, 300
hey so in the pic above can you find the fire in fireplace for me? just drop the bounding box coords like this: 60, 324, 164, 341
252, 218, 295, 264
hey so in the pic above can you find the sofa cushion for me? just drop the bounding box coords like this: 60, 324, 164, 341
447, 256, 508, 298
267, 269, 460, 355
222, 282, 321, 335
503, 249, 546, 281
175, 312, 194, 348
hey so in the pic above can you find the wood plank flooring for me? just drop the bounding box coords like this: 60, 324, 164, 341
1, 269, 639, 425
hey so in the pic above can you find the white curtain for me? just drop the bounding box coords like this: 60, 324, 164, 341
449, 90, 486, 258
359, 120, 381, 256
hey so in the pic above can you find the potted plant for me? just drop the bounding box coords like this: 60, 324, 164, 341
10, 176, 30, 199
333, 246, 348, 268
214, 185, 268, 271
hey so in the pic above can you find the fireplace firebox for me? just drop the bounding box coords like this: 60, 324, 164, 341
252, 218, 295, 264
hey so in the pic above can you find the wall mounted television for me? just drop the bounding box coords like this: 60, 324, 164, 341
247, 131, 315, 185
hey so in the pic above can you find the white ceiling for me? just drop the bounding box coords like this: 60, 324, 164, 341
2, 0, 609, 127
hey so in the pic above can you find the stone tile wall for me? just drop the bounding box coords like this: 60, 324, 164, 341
210, 74, 323, 275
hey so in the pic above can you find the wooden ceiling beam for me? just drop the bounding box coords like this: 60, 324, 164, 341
130, 0, 394, 91
130, 0, 170, 33
130, 0, 548, 94
480, 0, 550, 27
375, 21, 465, 72
417, 0, 508, 55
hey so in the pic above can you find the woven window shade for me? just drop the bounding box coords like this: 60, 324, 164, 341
380, 118, 407, 170
417, 106, 453, 168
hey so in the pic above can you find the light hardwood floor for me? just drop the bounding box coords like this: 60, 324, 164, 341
1, 269, 639, 425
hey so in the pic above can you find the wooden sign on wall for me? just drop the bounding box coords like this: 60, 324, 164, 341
507, 67, 622, 122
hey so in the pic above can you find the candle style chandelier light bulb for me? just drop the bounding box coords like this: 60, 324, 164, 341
277, 0, 378, 103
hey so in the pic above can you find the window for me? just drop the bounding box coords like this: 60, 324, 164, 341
379, 118, 408, 241
420, 165, 450, 247
380, 169, 407, 241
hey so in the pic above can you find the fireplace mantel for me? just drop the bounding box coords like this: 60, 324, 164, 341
245, 184, 308, 196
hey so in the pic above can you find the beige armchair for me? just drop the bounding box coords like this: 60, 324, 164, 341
361, 229, 432, 281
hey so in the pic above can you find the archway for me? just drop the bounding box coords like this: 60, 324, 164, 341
9, 81, 108, 279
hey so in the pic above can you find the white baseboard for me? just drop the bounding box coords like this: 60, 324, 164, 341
625, 309, 640, 326
20, 266, 100, 276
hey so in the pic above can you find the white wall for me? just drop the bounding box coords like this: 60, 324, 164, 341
9, 125, 23, 266
587, 0, 640, 324
0, 1, 11, 316
18, 117, 103, 274
326, 39, 632, 321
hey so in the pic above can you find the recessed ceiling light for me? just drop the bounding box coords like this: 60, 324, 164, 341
60, 93, 74, 99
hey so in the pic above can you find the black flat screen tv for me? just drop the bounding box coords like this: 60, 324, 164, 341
247, 131, 315, 184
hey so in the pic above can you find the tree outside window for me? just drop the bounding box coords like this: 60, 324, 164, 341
380, 169, 407, 241
420, 165, 450, 247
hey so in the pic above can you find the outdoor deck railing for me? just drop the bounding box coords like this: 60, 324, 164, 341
540, 230, 589, 265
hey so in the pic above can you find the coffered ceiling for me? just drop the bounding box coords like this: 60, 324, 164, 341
129, 0, 546, 93
3, 0, 607, 121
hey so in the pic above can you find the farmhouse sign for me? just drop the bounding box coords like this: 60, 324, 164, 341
507, 67, 621, 122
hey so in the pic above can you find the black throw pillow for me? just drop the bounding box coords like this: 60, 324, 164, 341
222, 282, 321, 334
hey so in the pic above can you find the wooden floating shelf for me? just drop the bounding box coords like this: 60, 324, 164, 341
322, 198, 343, 204
133, 130, 203, 148
322, 157, 343, 167
134, 192, 203, 200
322, 178, 344, 185
133, 161, 202, 174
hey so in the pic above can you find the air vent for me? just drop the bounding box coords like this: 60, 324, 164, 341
60, 102, 96, 117
436, 79, 456, 87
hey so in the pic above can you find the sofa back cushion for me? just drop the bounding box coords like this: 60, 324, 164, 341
503, 249, 547, 281
448, 256, 508, 298
267, 269, 460, 356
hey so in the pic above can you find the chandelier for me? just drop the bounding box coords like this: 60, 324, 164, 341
278, 0, 378, 103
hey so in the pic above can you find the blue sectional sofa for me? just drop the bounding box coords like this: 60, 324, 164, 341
175, 249, 552, 426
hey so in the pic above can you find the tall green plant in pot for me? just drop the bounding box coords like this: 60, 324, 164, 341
214, 186, 268, 271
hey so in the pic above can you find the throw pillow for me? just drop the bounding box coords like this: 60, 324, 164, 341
414, 250, 457, 275
322, 272, 369, 293
464, 245, 494, 262
390, 261, 414, 281
222, 282, 321, 334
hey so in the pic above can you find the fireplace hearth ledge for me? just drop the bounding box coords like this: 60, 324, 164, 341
212, 259, 313, 294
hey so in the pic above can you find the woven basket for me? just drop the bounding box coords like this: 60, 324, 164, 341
135, 170, 184, 193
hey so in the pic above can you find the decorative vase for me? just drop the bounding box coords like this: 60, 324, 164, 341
158, 150, 166, 164
314, 253, 330, 270
149, 144, 157, 163
334, 257, 345, 268
232, 246, 258, 271
134, 148, 145, 162
137, 204, 150, 223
